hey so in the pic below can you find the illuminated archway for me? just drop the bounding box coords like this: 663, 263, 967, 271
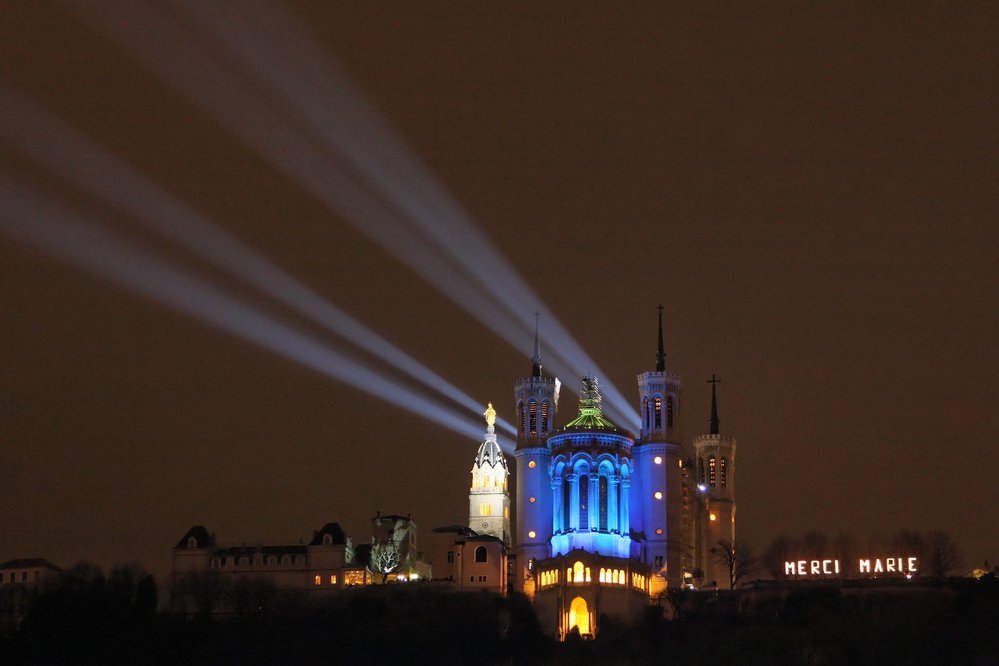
567, 596, 590, 635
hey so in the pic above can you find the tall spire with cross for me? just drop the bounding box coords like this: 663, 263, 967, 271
656, 304, 666, 372
708, 374, 721, 435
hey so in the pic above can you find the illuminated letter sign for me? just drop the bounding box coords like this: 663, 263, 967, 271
785, 557, 918, 578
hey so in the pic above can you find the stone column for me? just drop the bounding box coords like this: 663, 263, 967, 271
608, 476, 620, 533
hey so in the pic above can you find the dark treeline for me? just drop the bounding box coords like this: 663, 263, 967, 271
3, 561, 999, 665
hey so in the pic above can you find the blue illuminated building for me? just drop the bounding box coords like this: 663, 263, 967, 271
512, 309, 737, 638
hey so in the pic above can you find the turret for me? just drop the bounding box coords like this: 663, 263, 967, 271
513, 314, 558, 590
692, 375, 737, 588
634, 305, 685, 588
469, 403, 511, 546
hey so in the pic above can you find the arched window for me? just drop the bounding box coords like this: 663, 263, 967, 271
187, 536, 198, 548
720, 457, 728, 488
518, 401, 525, 435
598, 476, 608, 531
323, 533, 333, 545
698, 457, 705, 484
475, 546, 488, 563
528, 400, 537, 437
568, 596, 590, 635
541, 401, 549, 434
573, 561, 585, 583
708, 455, 717, 487
578, 475, 589, 529
654, 396, 662, 428
666, 395, 674, 428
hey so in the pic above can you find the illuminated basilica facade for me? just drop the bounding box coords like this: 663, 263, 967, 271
510, 311, 738, 637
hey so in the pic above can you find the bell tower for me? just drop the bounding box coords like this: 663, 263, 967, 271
692, 375, 737, 587
469, 403, 511, 546
634, 305, 685, 588
513, 314, 559, 591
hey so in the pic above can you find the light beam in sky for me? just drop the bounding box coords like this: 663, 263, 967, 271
0, 174, 510, 450
0, 84, 516, 437
70, 0, 642, 430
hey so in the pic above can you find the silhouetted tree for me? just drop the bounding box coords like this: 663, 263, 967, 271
762, 534, 796, 578
925, 529, 962, 578
712, 540, 758, 590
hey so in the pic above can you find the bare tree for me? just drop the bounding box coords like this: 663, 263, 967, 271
925, 530, 962, 578
369, 539, 402, 583
712, 540, 758, 590
762, 535, 795, 578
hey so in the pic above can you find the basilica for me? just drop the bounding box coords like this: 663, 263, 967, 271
468, 309, 738, 637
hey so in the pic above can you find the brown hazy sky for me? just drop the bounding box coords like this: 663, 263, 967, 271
1, 1, 997, 582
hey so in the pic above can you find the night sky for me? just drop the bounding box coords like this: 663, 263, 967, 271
1, 1, 996, 584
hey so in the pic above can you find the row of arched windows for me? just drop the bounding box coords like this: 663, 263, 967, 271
519, 399, 553, 437
539, 562, 640, 589
642, 394, 676, 431
211, 553, 302, 569
698, 455, 729, 488
559, 467, 624, 534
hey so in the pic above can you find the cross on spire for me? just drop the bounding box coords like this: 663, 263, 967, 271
708, 374, 721, 435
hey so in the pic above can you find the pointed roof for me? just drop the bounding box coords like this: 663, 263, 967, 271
656, 304, 666, 372
309, 522, 348, 546
564, 376, 618, 429
175, 525, 214, 549
474, 402, 508, 469
531, 312, 543, 377
708, 374, 721, 435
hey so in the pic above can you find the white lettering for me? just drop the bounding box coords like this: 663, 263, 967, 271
887, 558, 896, 573
797, 561, 807, 576
835, 559, 840, 574
860, 559, 871, 573
810, 561, 820, 575
785, 561, 796, 576
908, 557, 918, 573
874, 559, 884, 573
822, 560, 833, 574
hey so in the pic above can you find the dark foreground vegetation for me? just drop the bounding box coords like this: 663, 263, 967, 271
3, 563, 999, 665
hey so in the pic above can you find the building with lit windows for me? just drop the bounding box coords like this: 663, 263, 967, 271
430, 526, 507, 593
170, 516, 431, 615
512, 310, 738, 637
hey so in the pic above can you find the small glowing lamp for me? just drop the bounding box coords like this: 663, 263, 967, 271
653, 456, 663, 465
528, 530, 536, 539
529, 496, 536, 503
654, 491, 663, 500
709, 513, 717, 522
655, 528, 663, 535
528, 461, 536, 469
697, 484, 707, 492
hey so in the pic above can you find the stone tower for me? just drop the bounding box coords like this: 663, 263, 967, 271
513, 315, 559, 589
634, 305, 685, 588
692, 375, 737, 587
469, 403, 511, 546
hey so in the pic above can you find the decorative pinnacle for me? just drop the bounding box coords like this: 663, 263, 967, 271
708, 374, 721, 435
484, 402, 496, 432
656, 304, 665, 372
531, 311, 542, 377
578, 375, 602, 416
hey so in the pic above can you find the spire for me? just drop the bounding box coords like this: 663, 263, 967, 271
531, 312, 542, 377
656, 304, 665, 372
708, 374, 721, 435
